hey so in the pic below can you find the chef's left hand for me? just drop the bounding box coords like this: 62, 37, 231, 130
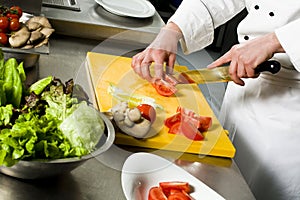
207, 32, 284, 86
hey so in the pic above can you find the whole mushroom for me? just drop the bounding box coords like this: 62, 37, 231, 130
111, 102, 152, 138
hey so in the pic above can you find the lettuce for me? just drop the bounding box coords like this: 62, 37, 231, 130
0, 51, 104, 167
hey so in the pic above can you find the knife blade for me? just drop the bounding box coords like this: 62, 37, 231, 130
174, 60, 281, 84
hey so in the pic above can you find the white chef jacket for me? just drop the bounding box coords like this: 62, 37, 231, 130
169, 0, 300, 200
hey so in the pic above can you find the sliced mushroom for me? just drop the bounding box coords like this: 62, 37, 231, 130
9, 26, 31, 48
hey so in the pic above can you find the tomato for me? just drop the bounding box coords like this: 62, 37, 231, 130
198, 116, 212, 132
168, 192, 192, 200
0, 33, 8, 46
9, 18, 20, 31
164, 107, 212, 141
159, 182, 190, 194
0, 16, 9, 30
10, 6, 23, 18
148, 186, 168, 200
137, 104, 156, 123
152, 79, 177, 97
6, 13, 19, 20
164, 113, 181, 129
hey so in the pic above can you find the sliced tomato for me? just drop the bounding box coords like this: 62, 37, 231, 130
148, 186, 168, 200
198, 116, 212, 132
152, 79, 177, 97
171, 121, 204, 141
137, 104, 156, 123
168, 192, 192, 200
164, 107, 211, 141
159, 182, 190, 194
164, 112, 181, 129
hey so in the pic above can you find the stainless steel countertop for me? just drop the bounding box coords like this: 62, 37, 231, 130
0, 34, 255, 200
41, 0, 165, 43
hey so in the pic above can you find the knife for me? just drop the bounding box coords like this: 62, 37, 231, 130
174, 60, 281, 84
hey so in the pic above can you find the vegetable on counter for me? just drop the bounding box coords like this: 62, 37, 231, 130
165, 107, 212, 141
0, 5, 55, 48
0, 48, 104, 167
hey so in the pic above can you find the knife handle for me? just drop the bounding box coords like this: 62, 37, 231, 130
255, 60, 281, 74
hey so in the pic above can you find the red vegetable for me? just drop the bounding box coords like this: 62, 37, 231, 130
159, 181, 190, 194
137, 104, 156, 123
0, 32, 8, 46
9, 6, 23, 18
164, 107, 212, 141
148, 182, 193, 200
152, 79, 177, 97
148, 186, 168, 200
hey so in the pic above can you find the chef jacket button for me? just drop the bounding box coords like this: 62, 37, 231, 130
244, 35, 249, 40
269, 12, 275, 17
254, 5, 259, 10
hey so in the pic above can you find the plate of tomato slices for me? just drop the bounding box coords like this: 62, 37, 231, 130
121, 152, 225, 200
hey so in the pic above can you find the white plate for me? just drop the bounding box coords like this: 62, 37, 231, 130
121, 153, 225, 200
95, 0, 156, 18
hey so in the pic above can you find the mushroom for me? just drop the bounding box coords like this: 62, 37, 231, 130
28, 30, 45, 44
9, 26, 31, 48
26, 16, 52, 29
111, 102, 152, 138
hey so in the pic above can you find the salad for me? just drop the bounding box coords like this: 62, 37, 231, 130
0, 49, 105, 167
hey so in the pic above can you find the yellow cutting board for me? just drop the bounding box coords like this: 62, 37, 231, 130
86, 52, 235, 158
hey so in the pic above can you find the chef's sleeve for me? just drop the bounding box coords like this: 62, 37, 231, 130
168, 0, 245, 54
275, 19, 300, 71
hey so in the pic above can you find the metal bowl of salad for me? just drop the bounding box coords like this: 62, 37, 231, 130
0, 52, 115, 179
0, 110, 115, 179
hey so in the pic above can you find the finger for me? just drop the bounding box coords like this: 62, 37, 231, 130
229, 60, 245, 86
153, 63, 164, 79
237, 61, 246, 78
207, 51, 232, 68
166, 53, 176, 74
140, 62, 152, 81
131, 53, 144, 76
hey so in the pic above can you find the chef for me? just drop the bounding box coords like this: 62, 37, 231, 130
131, 0, 300, 199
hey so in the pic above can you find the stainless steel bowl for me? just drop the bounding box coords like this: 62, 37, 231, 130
0, 112, 115, 179
2, 44, 49, 68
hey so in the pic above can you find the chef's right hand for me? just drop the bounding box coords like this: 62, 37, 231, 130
131, 22, 183, 82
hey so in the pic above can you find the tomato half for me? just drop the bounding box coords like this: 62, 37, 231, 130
148, 186, 168, 200
152, 79, 177, 97
137, 104, 156, 123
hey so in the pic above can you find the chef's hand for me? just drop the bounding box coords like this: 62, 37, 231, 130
131, 22, 183, 82
208, 32, 284, 86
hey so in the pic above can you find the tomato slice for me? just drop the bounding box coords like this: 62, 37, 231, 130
167, 192, 192, 200
148, 186, 168, 200
159, 182, 190, 194
198, 116, 212, 132
164, 112, 181, 129
152, 79, 177, 97
137, 104, 156, 123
